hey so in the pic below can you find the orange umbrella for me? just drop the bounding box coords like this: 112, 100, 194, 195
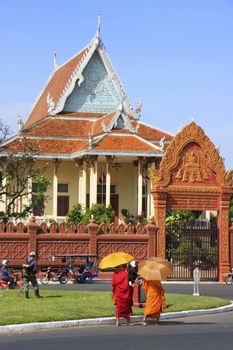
147, 257, 173, 274
138, 257, 172, 281
98, 252, 134, 269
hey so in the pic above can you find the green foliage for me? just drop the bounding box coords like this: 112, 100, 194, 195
81, 203, 115, 225
165, 210, 217, 266
166, 210, 202, 225
230, 195, 233, 222
65, 203, 115, 226
121, 208, 137, 225
65, 203, 84, 225
0, 290, 229, 326
121, 208, 148, 225
0, 135, 51, 219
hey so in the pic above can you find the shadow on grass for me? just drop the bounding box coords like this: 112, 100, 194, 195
43, 295, 63, 298
166, 304, 174, 308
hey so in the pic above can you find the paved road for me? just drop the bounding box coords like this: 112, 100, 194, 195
1, 311, 233, 350
40, 281, 233, 300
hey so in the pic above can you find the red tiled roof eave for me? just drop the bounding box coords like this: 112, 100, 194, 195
3, 138, 87, 155
24, 47, 89, 129
21, 119, 93, 138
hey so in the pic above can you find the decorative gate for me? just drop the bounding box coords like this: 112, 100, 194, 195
150, 121, 233, 281
166, 220, 218, 280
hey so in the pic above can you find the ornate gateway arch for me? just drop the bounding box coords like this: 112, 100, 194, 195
150, 122, 233, 281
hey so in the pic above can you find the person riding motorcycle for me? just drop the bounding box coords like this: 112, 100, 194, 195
23, 251, 42, 299
0, 260, 15, 288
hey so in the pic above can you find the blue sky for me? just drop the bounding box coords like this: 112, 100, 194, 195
0, 0, 232, 169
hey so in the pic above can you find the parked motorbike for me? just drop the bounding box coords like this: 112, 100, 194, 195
225, 268, 233, 285
40, 267, 68, 285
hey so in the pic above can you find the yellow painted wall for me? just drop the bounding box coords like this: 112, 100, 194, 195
33, 159, 139, 220
34, 159, 79, 217
97, 162, 138, 220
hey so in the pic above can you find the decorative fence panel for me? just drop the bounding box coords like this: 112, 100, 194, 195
0, 217, 158, 269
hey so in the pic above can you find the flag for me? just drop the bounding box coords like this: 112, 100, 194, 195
99, 171, 106, 184
142, 172, 150, 184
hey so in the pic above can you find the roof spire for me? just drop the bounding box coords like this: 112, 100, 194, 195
54, 49, 58, 70
133, 98, 142, 120
16, 115, 24, 132
95, 13, 101, 44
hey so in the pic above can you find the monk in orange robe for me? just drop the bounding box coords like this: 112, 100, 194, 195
112, 266, 133, 326
142, 280, 166, 326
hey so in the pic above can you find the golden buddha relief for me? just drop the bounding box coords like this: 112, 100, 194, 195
175, 149, 210, 184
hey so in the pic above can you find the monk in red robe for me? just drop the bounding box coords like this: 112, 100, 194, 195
142, 280, 166, 326
112, 266, 133, 326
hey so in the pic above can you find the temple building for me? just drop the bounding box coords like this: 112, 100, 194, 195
1, 19, 173, 223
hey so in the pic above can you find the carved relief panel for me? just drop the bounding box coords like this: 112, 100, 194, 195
171, 142, 217, 186
97, 242, 148, 262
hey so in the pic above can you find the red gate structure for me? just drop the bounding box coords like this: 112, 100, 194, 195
150, 122, 233, 281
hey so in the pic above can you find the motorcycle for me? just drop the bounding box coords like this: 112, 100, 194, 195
0, 272, 24, 293
40, 266, 68, 285
225, 268, 233, 285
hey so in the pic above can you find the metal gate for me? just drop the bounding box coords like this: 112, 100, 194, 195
166, 220, 218, 280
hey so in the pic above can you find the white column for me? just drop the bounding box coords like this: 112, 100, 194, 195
0, 177, 7, 213
53, 159, 61, 219
137, 159, 143, 216
78, 163, 87, 208
78, 166, 82, 204
106, 161, 111, 207
93, 160, 98, 205
146, 177, 150, 218
89, 159, 98, 208
53, 169, 58, 218
89, 165, 93, 208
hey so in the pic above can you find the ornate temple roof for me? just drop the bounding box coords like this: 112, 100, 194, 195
3, 17, 173, 159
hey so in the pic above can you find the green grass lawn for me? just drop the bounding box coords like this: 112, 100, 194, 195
0, 289, 230, 326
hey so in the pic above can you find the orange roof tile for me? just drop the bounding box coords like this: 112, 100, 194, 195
22, 119, 92, 138
137, 122, 173, 141
24, 47, 89, 129
93, 135, 160, 153
92, 112, 116, 136
5, 139, 86, 155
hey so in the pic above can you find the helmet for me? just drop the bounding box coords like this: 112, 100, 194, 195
29, 251, 36, 257
2, 259, 9, 266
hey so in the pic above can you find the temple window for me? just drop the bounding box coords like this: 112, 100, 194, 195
113, 116, 125, 129
58, 183, 68, 192
57, 196, 69, 216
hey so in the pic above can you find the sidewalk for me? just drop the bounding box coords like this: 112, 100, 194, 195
0, 302, 233, 333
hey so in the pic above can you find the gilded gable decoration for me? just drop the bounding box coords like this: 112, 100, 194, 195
101, 107, 139, 134
159, 136, 165, 151
47, 92, 55, 113
132, 98, 142, 120
150, 121, 233, 188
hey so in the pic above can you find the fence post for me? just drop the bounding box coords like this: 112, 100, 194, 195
87, 215, 98, 256
193, 267, 200, 296
27, 215, 39, 256
144, 219, 158, 257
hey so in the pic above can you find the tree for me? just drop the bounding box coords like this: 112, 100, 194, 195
230, 195, 233, 223
0, 121, 51, 219
65, 203, 84, 226
81, 203, 115, 225
166, 209, 202, 226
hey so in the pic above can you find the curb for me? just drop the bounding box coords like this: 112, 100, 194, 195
0, 302, 233, 333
